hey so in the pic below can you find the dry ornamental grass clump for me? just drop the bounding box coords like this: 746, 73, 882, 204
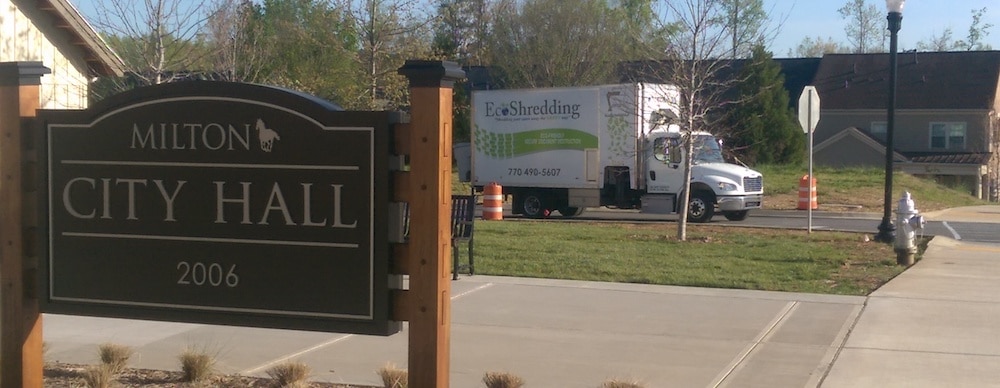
97, 343, 134, 375
482, 371, 525, 388
376, 363, 407, 388
266, 361, 312, 388
601, 378, 646, 388
178, 348, 216, 383
81, 363, 117, 388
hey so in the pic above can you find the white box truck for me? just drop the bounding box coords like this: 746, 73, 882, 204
469, 83, 763, 222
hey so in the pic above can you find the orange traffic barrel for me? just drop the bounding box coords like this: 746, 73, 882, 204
797, 175, 817, 210
482, 182, 503, 220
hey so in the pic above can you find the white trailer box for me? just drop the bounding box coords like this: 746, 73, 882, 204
472, 86, 602, 188
471, 83, 762, 221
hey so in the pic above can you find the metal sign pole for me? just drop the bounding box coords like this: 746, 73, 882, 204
798, 86, 820, 235
808, 93, 814, 234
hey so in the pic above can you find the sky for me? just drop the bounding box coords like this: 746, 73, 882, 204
767, 0, 1000, 57
68, 0, 1000, 58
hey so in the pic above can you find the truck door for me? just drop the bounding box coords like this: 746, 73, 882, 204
646, 136, 685, 194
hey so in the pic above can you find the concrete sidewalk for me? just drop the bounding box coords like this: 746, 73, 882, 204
923, 205, 1000, 223
822, 237, 1000, 387
46, 278, 867, 387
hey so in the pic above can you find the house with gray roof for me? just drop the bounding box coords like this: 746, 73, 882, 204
809, 51, 999, 201
1, 0, 124, 108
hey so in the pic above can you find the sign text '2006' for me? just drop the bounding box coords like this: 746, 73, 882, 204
177, 262, 240, 287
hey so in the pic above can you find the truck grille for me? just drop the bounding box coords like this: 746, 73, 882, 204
743, 176, 763, 192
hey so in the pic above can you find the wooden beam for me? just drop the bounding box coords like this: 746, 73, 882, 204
0, 62, 50, 388
391, 290, 412, 322
397, 60, 463, 388
392, 244, 413, 275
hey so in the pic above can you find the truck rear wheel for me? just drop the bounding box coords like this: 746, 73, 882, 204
521, 192, 548, 218
723, 210, 749, 221
687, 191, 715, 223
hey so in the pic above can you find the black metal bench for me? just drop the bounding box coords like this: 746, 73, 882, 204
449, 195, 476, 280
396, 195, 476, 280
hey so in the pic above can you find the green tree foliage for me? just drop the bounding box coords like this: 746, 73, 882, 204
348, 0, 435, 110
917, 28, 961, 52
432, 0, 488, 64
960, 7, 994, 51
88, 0, 217, 98
912, 8, 992, 52
719, 0, 769, 58
205, 0, 269, 83
726, 46, 804, 165
793, 36, 849, 57
248, 0, 360, 105
485, 0, 654, 88
432, 0, 487, 142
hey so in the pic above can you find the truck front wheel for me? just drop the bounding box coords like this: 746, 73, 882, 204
722, 210, 749, 221
521, 192, 548, 218
687, 192, 715, 223
558, 207, 584, 217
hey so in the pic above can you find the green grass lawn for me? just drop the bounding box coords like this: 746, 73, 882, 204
469, 221, 906, 296
755, 164, 989, 211
453, 164, 983, 296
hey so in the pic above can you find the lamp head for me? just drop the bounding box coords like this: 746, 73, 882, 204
886, 0, 905, 14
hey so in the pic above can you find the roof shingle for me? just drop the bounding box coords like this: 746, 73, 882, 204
812, 51, 1000, 110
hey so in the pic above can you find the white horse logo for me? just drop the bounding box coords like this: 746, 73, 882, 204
255, 119, 280, 152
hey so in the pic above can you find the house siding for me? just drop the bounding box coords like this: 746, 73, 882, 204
816, 110, 991, 155
815, 134, 886, 167
1, 0, 91, 109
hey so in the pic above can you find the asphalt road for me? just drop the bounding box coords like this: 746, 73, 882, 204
517, 208, 1000, 244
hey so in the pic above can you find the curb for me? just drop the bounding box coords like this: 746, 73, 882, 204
753, 209, 881, 220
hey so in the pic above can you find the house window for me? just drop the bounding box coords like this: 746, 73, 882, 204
929, 122, 966, 149
870, 122, 887, 141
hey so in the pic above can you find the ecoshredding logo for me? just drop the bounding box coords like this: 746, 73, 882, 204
484, 100, 581, 119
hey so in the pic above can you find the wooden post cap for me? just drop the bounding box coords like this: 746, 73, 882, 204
397, 60, 465, 88
0, 62, 51, 86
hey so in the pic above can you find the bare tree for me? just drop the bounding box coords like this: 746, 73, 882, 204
838, 0, 885, 53
346, 0, 435, 110
960, 7, 993, 51
917, 28, 960, 52
719, 0, 770, 59
91, 0, 217, 87
652, 0, 747, 240
205, 0, 267, 83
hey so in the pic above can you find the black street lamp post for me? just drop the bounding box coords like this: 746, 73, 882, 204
876, 0, 905, 243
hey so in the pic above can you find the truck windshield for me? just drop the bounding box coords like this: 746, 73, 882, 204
692, 135, 725, 164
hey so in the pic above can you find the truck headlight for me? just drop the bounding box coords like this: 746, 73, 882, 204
717, 182, 738, 191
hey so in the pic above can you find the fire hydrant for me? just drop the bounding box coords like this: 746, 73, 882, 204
894, 191, 925, 265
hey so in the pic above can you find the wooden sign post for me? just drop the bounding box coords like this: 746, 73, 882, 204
0, 61, 50, 387
397, 60, 464, 387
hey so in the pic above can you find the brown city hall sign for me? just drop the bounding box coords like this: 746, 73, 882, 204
37, 81, 397, 335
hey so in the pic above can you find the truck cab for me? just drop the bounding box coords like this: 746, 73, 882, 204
642, 130, 764, 222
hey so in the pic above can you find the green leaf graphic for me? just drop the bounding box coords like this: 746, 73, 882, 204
475, 127, 598, 159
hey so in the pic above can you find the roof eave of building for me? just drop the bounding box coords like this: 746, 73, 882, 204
36, 0, 126, 77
